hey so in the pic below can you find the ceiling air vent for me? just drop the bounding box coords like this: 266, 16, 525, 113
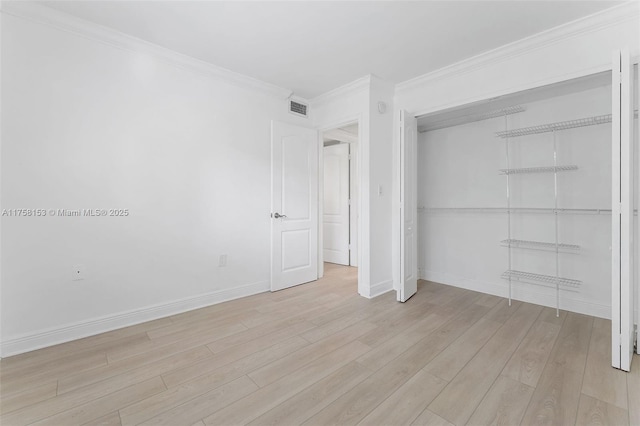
289, 99, 309, 118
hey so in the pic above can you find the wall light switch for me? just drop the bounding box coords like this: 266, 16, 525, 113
219, 254, 227, 267
73, 264, 85, 281
378, 185, 383, 196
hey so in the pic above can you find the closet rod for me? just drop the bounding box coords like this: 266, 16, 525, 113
417, 207, 640, 215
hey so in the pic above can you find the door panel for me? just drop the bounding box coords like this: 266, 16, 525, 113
612, 48, 635, 371
399, 110, 418, 302
271, 121, 318, 291
282, 137, 311, 219
282, 229, 311, 271
323, 143, 350, 265
635, 63, 639, 356
612, 50, 621, 370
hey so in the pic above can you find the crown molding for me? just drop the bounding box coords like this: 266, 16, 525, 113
1, 1, 293, 99
396, 1, 640, 95
309, 75, 372, 107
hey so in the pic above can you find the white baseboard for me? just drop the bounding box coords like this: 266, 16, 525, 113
368, 279, 394, 299
420, 270, 610, 320
0, 280, 269, 358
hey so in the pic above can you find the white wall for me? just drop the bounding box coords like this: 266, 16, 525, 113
418, 85, 614, 318
0, 9, 309, 356
311, 75, 396, 298
368, 77, 395, 296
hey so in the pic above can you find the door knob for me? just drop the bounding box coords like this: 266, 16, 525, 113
273, 212, 287, 218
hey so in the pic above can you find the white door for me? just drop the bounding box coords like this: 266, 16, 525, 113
636, 62, 639, 357
611, 48, 635, 371
398, 110, 418, 302
323, 143, 350, 265
271, 121, 318, 291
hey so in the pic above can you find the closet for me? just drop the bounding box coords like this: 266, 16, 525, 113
411, 61, 638, 370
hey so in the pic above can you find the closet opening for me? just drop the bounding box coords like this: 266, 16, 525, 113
410, 67, 637, 370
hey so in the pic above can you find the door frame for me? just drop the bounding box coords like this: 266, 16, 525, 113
318, 115, 364, 293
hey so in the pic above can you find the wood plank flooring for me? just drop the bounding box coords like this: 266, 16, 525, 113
0, 263, 637, 425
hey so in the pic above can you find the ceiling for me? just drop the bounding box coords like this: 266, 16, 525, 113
40, 1, 622, 99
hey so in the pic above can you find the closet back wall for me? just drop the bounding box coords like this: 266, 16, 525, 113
418, 84, 614, 318
1, 11, 308, 356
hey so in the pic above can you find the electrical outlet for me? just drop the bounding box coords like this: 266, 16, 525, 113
219, 254, 227, 267
73, 264, 85, 281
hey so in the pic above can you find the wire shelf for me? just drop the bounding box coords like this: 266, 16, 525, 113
419, 207, 640, 216
495, 114, 611, 138
419, 105, 526, 133
502, 270, 581, 288
418, 207, 617, 215
500, 239, 580, 251
499, 165, 578, 175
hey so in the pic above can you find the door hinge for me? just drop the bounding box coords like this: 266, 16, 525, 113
348, 244, 352, 250
348, 199, 351, 206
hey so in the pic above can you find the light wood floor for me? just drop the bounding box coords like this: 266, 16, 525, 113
1, 263, 638, 426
